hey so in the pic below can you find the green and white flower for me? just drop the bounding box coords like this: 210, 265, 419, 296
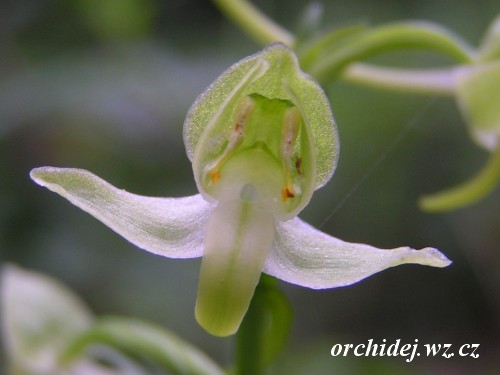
31, 44, 450, 337
418, 16, 500, 211
332, 16, 500, 212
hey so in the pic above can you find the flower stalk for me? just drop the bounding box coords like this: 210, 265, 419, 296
212, 0, 295, 46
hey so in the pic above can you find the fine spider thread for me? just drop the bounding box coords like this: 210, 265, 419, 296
319, 96, 439, 230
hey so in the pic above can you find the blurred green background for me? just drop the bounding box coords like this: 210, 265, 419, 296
1, 0, 499, 374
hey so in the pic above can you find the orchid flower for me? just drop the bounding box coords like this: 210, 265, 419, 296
330, 16, 500, 211
30, 44, 450, 337
416, 15, 500, 211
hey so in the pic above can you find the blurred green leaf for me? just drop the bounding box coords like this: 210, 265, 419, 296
63, 316, 224, 375
1, 264, 92, 374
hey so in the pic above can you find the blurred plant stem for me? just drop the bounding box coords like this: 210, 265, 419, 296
212, 0, 295, 46
235, 276, 292, 375
235, 291, 267, 375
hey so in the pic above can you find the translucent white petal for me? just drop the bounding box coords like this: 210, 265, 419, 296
264, 217, 451, 289
30, 167, 214, 258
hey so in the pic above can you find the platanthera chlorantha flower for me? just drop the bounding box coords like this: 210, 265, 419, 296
418, 16, 500, 211
335, 16, 500, 211
30, 44, 450, 337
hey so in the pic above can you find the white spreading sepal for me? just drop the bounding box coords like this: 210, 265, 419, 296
264, 217, 451, 289
30, 167, 214, 259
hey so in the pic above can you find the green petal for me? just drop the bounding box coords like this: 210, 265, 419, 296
195, 191, 275, 337
1, 265, 93, 374
478, 15, 500, 62
264, 218, 451, 289
30, 167, 213, 258
455, 62, 500, 150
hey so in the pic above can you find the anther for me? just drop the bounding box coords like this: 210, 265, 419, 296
205, 96, 256, 185
280, 107, 301, 160
280, 106, 302, 201
281, 187, 295, 202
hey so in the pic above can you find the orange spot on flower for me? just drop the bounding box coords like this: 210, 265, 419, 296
210, 170, 221, 183
281, 187, 295, 201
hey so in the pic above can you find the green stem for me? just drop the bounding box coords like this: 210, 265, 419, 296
419, 144, 500, 212
212, 0, 295, 46
235, 292, 266, 375
342, 63, 456, 95
235, 276, 292, 375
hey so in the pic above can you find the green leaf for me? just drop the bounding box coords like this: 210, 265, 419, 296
30, 167, 213, 259
264, 218, 451, 289
63, 317, 224, 375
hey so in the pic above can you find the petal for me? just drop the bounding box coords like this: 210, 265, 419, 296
455, 62, 500, 150
30, 167, 214, 258
195, 189, 275, 337
478, 15, 500, 62
264, 218, 451, 289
